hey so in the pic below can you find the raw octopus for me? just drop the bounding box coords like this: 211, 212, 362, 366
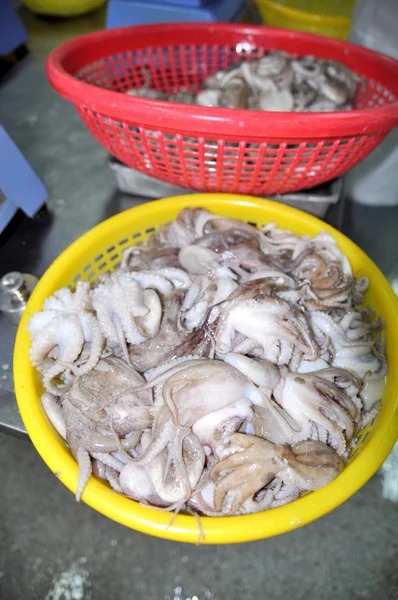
28, 207, 387, 521
126, 52, 360, 113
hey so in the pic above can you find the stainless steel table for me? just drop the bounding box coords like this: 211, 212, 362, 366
1, 55, 398, 438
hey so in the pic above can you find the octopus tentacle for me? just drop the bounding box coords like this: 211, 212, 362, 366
72, 313, 105, 376
105, 466, 123, 492
274, 372, 355, 454
133, 410, 176, 466
211, 434, 342, 514
91, 452, 125, 472
76, 448, 92, 502
127, 271, 174, 296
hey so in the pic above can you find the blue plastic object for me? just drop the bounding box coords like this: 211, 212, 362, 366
106, 0, 247, 27
0, 126, 47, 234
0, 0, 27, 55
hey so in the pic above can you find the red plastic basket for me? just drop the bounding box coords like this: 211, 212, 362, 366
46, 23, 398, 196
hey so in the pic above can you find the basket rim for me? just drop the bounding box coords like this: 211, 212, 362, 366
13, 194, 398, 544
257, 0, 351, 27
46, 22, 398, 138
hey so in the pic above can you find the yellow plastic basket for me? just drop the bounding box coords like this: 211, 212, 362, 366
21, 0, 105, 17
255, 0, 353, 40
14, 195, 398, 544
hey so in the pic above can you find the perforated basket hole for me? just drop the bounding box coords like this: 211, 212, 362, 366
78, 103, 383, 194
68, 224, 164, 290
354, 77, 397, 109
